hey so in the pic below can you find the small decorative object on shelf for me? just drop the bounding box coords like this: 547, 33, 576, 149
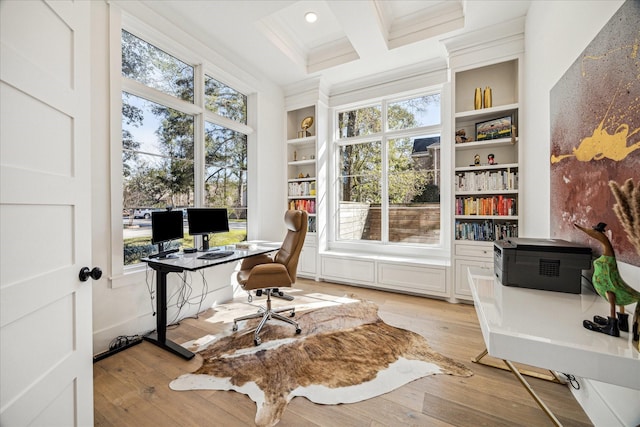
476, 116, 512, 141
298, 116, 314, 138
483, 86, 492, 108
455, 129, 468, 144
474, 88, 482, 110
474, 154, 481, 166
488, 154, 495, 165
293, 150, 297, 161
575, 222, 640, 339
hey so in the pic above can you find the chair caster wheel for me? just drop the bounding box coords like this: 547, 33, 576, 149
295, 328, 302, 334
290, 311, 296, 317
232, 323, 238, 332
254, 338, 261, 346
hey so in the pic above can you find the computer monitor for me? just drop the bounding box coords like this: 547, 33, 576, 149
150, 210, 184, 258
187, 208, 229, 251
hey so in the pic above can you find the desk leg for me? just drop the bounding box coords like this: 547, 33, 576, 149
472, 348, 562, 383
503, 359, 563, 427
143, 270, 195, 360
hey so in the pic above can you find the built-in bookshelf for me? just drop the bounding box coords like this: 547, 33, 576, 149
286, 106, 317, 234
451, 57, 522, 300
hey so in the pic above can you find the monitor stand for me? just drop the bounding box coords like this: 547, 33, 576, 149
199, 234, 219, 252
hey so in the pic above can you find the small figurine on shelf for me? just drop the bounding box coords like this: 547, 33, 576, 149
474, 154, 481, 166
298, 116, 314, 138
293, 150, 297, 161
455, 129, 468, 144
298, 173, 304, 179
488, 154, 495, 165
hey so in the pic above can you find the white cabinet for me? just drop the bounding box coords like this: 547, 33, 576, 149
454, 243, 493, 299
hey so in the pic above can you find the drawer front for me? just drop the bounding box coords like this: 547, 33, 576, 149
321, 256, 375, 283
455, 243, 493, 259
378, 262, 447, 295
455, 258, 493, 298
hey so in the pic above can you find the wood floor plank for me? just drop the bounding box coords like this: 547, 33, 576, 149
94, 278, 593, 426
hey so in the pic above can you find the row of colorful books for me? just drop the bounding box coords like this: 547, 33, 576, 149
288, 181, 316, 197
455, 169, 518, 191
288, 199, 316, 214
455, 220, 518, 241
455, 195, 517, 216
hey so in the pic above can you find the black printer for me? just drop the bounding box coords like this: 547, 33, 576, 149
494, 238, 592, 294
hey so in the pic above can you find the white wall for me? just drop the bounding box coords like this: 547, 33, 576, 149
524, 2, 639, 426
89, 1, 285, 355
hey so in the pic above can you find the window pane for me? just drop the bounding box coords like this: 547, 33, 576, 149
337, 141, 381, 241
204, 76, 247, 124
387, 94, 441, 131
121, 30, 194, 102
122, 92, 194, 159
337, 105, 382, 139
204, 122, 247, 244
387, 136, 440, 244
122, 92, 194, 265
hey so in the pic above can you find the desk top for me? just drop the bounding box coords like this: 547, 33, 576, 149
142, 246, 278, 272
468, 267, 640, 390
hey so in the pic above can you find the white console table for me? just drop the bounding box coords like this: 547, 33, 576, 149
467, 267, 640, 424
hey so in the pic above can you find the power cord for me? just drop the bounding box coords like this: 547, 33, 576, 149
109, 335, 141, 351
93, 334, 143, 363
561, 373, 580, 390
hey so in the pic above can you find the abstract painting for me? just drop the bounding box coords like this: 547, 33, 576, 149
550, 0, 640, 266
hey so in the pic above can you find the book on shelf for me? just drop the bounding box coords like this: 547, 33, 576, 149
288, 181, 316, 197
288, 199, 316, 214
455, 220, 518, 241
455, 195, 516, 216
455, 169, 518, 191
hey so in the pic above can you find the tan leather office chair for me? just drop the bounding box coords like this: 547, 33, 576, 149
232, 210, 308, 345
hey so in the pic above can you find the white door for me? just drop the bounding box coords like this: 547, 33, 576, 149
0, 1, 94, 425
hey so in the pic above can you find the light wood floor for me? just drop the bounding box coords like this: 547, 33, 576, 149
94, 278, 593, 426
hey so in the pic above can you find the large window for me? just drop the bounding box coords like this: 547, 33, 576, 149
121, 30, 249, 265
334, 93, 442, 247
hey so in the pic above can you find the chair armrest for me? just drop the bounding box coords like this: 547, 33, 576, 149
239, 254, 274, 270
243, 263, 292, 290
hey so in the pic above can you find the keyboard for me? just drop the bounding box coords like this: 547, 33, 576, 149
197, 250, 235, 260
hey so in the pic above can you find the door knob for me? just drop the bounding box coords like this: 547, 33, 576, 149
79, 266, 102, 282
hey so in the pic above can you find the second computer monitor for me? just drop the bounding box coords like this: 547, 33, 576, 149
187, 208, 229, 251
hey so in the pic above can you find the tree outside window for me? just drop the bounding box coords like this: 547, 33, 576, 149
335, 94, 441, 245
121, 30, 248, 265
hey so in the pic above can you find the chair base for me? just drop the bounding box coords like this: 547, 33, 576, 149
233, 289, 301, 345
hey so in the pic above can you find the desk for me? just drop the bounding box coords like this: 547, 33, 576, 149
468, 267, 640, 425
142, 247, 277, 360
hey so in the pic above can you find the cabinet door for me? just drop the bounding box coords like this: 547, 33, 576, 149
297, 245, 316, 276
455, 258, 493, 299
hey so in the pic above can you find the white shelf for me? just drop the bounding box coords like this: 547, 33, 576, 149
456, 190, 518, 196
455, 103, 518, 121
287, 136, 316, 145
288, 159, 316, 166
288, 177, 316, 182
455, 163, 518, 172
455, 215, 518, 220
455, 137, 517, 151
287, 195, 315, 200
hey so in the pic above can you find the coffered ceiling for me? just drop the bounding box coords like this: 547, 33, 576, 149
141, 0, 530, 90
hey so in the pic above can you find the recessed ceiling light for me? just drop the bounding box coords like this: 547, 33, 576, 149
305, 12, 318, 23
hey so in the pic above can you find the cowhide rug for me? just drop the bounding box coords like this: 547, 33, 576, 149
170, 297, 473, 427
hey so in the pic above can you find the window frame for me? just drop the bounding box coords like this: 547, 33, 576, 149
329, 87, 450, 259
109, 8, 254, 286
